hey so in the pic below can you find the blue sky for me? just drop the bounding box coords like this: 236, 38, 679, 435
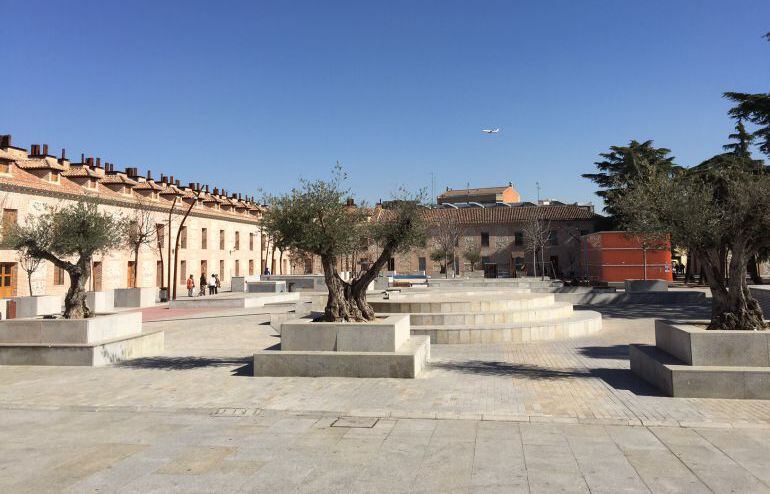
3, 0, 769, 208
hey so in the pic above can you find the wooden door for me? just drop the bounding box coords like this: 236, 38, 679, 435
0, 263, 15, 298
127, 261, 136, 288
92, 262, 103, 291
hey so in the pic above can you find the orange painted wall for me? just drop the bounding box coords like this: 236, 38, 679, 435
581, 231, 673, 283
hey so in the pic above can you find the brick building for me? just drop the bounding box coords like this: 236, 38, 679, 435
389, 202, 599, 278
0, 135, 291, 298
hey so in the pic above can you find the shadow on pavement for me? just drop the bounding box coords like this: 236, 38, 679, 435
577, 303, 711, 320
116, 356, 251, 371
577, 344, 629, 360
431, 360, 661, 396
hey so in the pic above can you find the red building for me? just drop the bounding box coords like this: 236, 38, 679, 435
581, 231, 672, 283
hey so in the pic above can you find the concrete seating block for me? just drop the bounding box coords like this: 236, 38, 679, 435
11, 295, 62, 318
231, 276, 260, 292
253, 335, 429, 378
114, 287, 156, 308
246, 281, 287, 293
624, 279, 668, 292
86, 290, 115, 313
0, 312, 142, 344
655, 320, 770, 367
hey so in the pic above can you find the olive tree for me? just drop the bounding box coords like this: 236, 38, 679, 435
261, 167, 426, 322
7, 200, 125, 319
462, 239, 481, 272
616, 156, 770, 330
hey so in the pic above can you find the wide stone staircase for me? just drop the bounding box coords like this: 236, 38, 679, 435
369, 288, 601, 344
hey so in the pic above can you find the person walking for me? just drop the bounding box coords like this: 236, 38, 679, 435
209, 273, 217, 295
199, 273, 207, 296
215, 274, 221, 293
186, 275, 195, 297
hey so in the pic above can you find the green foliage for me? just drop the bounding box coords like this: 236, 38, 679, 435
7, 199, 125, 261
430, 247, 448, 263
462, 240, 481, 267
722, 119, 754, 157
616, 156, 770, 260
582, 140, 681, 218
725, 92, 770, 157
261, 164, 426, 271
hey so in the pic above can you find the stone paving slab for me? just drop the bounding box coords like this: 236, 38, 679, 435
1, 407, 770, 493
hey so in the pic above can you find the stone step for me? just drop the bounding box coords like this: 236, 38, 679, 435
370, 294, 556, 314
406, 302, 574, 326
630, 343, 770, 399
410, 310, 602, 344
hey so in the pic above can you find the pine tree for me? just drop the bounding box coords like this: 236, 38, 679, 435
722, 119, 754, 157
582, 140, 680, 218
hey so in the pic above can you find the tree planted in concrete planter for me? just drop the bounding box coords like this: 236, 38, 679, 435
8, 200, 124, 319
616, 156, 770, 330
261, 166, 426, 322
462, 240, 481, 272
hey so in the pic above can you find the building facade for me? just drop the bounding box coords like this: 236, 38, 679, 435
390, 204, 599, 278
0, 135, 290, 298
581, 231, 673, 283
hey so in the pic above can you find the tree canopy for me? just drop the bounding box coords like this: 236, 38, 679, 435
582, 140, 681, 218
261, 166, 426, 321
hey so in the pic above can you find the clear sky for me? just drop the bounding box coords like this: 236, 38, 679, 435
4, 0, 769, 208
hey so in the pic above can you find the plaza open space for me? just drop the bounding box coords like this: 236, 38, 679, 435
2, 288, 770, 493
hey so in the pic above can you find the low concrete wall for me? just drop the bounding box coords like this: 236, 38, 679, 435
86, 291, 115, 313
231, 276, 260, 292
247, 281, 287, 293
263, 275, 326, 292
556, 291, 705, 305
0, 312, 142, 344
168, 292, 299, 309
281, 314, 410, 352
624, 279, 668, 292
11, 295, 62, 318
114, 287, 156, 308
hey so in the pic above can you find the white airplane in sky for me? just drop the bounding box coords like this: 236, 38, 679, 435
482, 128, 500, 134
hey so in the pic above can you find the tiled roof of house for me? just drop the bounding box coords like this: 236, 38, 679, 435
424, 205, 597, 224
438, 186, 509, 198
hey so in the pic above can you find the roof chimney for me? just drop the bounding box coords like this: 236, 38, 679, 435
42, 144, 49, 156
95, 157, 101, 168
160, 174, 167, 184
146, 169, 152, 180
175, 179, 180, 186
60, 148, 66, 161
0, 135, 11, 148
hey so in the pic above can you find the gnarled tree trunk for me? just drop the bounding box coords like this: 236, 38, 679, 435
321, 253, 363, 322
702, 245, 765, 331
63, 257, 92, 319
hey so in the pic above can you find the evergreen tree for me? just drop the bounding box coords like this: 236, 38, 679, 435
722, 119, 754, 157
582, 140, 680, 218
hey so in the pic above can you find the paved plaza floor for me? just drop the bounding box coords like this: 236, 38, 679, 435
2, 301, 770, 492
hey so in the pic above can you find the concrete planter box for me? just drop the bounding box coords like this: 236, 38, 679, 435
654, 320, 770, 367
86, 290, 115, 313
0, 312, 163, 366
246, 281, 287, 293
631, 319, 770, 398
0, 311, 142, 344
254, 313, 429, 378
281, 314, 410, 352
624, 279, 668, 292
114, 287, 156, 308
11, 295, 62, 319
231, 276, 260, 292
262, 275, 327, 291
